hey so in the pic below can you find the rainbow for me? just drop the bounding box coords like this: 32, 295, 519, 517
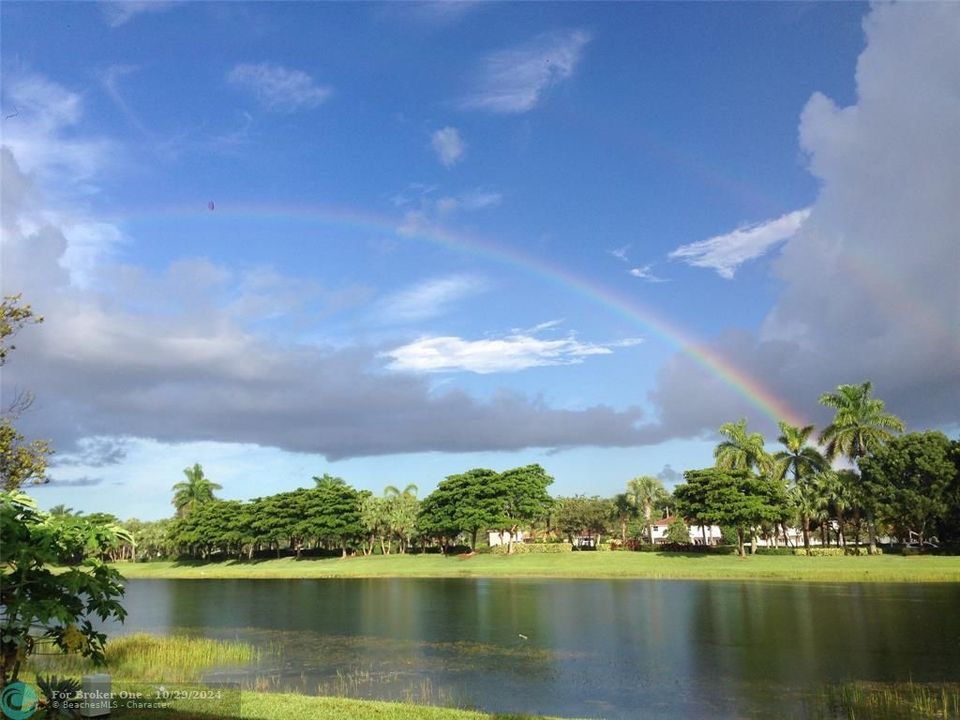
118, 201, 808, 428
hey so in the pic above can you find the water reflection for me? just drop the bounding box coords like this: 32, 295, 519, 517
108, 578, 960, 718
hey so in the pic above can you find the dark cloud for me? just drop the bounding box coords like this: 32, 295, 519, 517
657, 464, 681, 486
35, 476, 104, 488
1, 148, 651, 461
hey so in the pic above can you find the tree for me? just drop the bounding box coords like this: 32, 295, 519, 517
789, 478, 821, 549
860, 431, 957, 546
554, 496, 612, 544
417, 469, 502, 550
665, 516, 690, 545
383, 484, 419, 553
492, 465, 554, 554
626, 476, 667, 545
171, 463, 222, 517
0, 295, 50, 491
305, 480, 363, 556
611, 493, 637, 543
714, 419, 773, 475
674, 468, 783, 556
819, 381, 904, 552
1, 492, 127, 686
773, 422, 827, 485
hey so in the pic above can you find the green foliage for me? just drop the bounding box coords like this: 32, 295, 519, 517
0, 294, 43, 366
170, 463, 222, 517
554, 496, 613, 540
714, 418, 773, 475
625, 476, 668, 543
0, 420, 52, 491
774, 422, 827, 484
0, 492, 127, 685
860, 431, 958, 544
819, 381, 905, 463
665, 516, 690, 544
34, 674, 81, 717
675, 468, 786, 556
794, 546, 881, 556
491, 542, 572, 554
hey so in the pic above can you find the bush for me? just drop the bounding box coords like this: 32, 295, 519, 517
491, 542, 573, 554
755, 547, 797, 556
793, 546, 882, 556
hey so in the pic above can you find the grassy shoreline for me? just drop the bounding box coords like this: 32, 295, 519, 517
111, 552, 960, 583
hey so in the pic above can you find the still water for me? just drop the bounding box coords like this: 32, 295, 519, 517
112, 579, 960, 718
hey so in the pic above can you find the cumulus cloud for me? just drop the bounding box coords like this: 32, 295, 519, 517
669, 209, 811, 279
431, 127, 466, 166
384, 331, 642, 374
460, 29, 591, 113
227, 63, 331, 112
646, 2, 960, 439
376, 275, 487, 324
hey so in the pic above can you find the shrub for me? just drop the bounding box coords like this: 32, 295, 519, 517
491, 542, 573, 554
793, 547, 882, 556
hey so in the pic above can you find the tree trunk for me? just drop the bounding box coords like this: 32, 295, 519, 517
507, 526, 516, 555
645, 504, 654, 545
701, 524, 707, 545
736, 528, 745, 557
802, 517, 810, 550
750, 532, 757, 555
471, 528, 478, 550
837, 517, 845, 548
867, 509, 877, 554
852, 507, 862, 548
620, 519, 626, 544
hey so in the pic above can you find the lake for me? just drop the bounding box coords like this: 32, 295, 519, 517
110, 578, 960, 718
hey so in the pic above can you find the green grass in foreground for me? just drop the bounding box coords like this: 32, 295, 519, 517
111, 690, 550, 720
112, 551, 960, 583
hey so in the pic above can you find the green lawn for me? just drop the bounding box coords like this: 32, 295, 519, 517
111, 690, 550, 720
112, 551, 960, 583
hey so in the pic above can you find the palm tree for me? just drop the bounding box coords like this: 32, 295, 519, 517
313, 473, 346, 489
789, 479, 820, 550
714, 419, 773, 475
612, 493, 637, 544
384, 484, 418, 554
626, 476, 667, 545
773, 422, 827, 484
819, 381, 904, 552
820, 471, 851, 547
171, 463, 222, 517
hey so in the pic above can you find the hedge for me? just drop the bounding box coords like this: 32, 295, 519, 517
793, 546, 882, 556
491, 542, 573, 554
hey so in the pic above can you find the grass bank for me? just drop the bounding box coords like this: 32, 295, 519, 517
25, 634, 552, 720
112, 552, 960, 583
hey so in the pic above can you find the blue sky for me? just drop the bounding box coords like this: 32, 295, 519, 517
2, 2, 957, 519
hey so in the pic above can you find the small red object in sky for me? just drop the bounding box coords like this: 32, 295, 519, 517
208, 201, 215, 211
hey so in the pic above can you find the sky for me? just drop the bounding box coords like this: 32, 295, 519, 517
1, 1, 958, 520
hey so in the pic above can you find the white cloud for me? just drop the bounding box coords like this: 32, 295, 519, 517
608, 245, 630, 262
100, 1, 177, 28
669, 208, 811, 279
384, 331, 642, 374
460, 29, 591, 114
227, 63, 331, 113
376, 275, 487, 324
1, 74, 115, 186
629, 264, 668, 283
646, 2, 960, 441
431, 127, 466, 166
395, 186, 501, 235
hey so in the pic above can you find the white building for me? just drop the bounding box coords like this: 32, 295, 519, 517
650, 516, 722, 545
487, 530, 525, 547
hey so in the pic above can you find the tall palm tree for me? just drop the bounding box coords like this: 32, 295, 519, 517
384, 483, 418, 498
626, 476, 667, 545
612, 493, 637, 544
820, 470, 851, 547
819, 381, 904, 551
818, 382, 904, 462
714, 419, 773, 475
171, 463, 222, 517
313, 473, 346, 490
773, 422, 827, 484
789, 479, 821, 550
